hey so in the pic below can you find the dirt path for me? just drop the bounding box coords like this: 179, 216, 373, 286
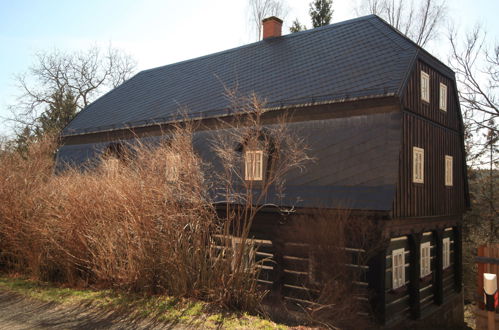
0, 290, 186, 329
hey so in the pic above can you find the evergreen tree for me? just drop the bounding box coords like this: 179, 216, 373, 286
36, 90, 77, 136
309, 0, 333, 28
289, 19, 307, 33
14, 125, 35, 156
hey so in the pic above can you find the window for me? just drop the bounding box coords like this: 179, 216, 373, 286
392, 248, 406, 289
244, 150, 263, 181
413, 147, 425, 183
439, 83, 447, 111
421, 71, 430, 102
165, 153, 181, 181
445, 155, 453, 186
443, 238, 451, 269
420, 242, 431, 277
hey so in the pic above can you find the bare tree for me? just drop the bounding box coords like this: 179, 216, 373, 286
355, 0, 446, 47
9, 45, 136, 130
248, 0, 289, 40
448, 25, 498, 167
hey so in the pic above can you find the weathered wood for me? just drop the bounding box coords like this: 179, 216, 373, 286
454, 225, 463, 293
402, 60, 460, 131
434, 229, 444, 305
408, 233, 422, 319
394, 112, 466, 218
368, 244, 389, 324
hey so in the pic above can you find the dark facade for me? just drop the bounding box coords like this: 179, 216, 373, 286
56, 15, 469, 327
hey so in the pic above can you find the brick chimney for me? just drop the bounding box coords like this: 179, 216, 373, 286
262, 16, 283, 39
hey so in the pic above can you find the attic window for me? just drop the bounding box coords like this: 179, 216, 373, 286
413, 147, 424, 184
392, 248, 406, 289
421, 71, 430, 103
245, 150, 263, 181
420, 242, 431, 278
439, 83, 447, 111
445, 155, 453, 186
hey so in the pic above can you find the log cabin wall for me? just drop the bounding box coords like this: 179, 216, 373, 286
394, 59, 466, 218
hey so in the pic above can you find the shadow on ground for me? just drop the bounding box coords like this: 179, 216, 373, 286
0, 290, 200, 329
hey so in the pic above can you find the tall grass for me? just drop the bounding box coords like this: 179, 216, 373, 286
0, 93, 315, 315
0, 126, 261, 310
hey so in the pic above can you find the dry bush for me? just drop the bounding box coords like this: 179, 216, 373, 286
0, 94, 312, 314
210, 92, 312, 309
0, 134, 56, 277
283, 210, 383, 329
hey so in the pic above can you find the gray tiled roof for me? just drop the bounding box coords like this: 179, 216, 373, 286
62, 15, 420, 136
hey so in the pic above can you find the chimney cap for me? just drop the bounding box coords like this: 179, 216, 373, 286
262, 16, 283, 24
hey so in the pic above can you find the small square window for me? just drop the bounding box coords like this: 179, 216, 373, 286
245, 150, 263, 181
420, 242, 431, 278
413, 147, 424, 183
421, 71, 430, 102
392, 248, 405, 289
443, 238, 451, 269
445, 155, 453, 186
439, 83, 447, 111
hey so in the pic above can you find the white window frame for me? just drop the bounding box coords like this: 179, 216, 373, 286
420, 242, 431, 278
439, 83, 447, 111
443, 237, 451, 269
392, 248, 406, 289
413, 147, 425, 183
421, 71, 430, 102
244, 150, 263, 181
445, 155, 453, 187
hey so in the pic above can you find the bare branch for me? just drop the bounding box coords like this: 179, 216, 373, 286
9, 45, 136, 131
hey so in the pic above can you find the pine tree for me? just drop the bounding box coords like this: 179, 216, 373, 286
36, 90, 77, 136
289, 19, 307, 33
309, 0, 333, 28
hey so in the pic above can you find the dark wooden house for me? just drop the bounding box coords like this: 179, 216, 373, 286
56, 15, 469, 327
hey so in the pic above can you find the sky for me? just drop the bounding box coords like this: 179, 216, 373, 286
0, 0, 498, 136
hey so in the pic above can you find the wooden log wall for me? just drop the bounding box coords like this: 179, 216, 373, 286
420, 232, 436, 314
384, 236, 411, 325
443, 227, 456, 299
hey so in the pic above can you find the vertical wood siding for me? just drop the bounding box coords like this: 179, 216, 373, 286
394, 112, 466, 218
396, 59, 466, 218
402, 60, 460, 131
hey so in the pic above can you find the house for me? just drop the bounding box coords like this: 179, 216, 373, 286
56, 15, 469, 327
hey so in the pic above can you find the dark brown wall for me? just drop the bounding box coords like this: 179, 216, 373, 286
395, 58, 467, 219
402, 60, 460, 131
394, 112, 466, 218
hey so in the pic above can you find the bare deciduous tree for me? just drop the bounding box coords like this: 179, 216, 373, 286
448, 25, 498, 167
248, 0, 289, 40
355, 0, 446, 47
9, 45, 136, 130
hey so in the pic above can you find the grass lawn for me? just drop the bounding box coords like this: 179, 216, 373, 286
0, 274, 287, 329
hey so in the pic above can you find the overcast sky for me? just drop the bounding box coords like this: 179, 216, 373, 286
0, 0, 498, 136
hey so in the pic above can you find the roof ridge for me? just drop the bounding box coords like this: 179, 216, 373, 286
367, 15, 454, 76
